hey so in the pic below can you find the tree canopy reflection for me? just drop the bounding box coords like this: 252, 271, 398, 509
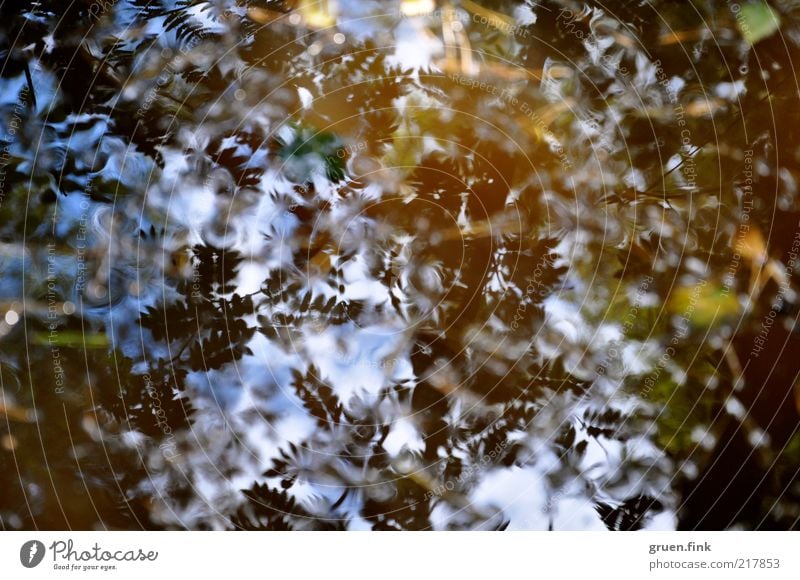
1, 0, 799, 530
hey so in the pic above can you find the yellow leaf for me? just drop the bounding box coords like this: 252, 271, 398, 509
667, 281, 740, 327
461, 0, 516, 30
0, 402, 33, 423
685, 98, 725, 118
659, 29, 704, 46
738, 227, 767, 264
298, 0, 337, 29
400, 0, 435, 17
247, 7, 284, 25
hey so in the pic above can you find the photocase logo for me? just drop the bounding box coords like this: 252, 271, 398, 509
20, 540, 46, 568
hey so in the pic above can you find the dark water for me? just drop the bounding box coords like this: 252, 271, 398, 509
0, 0, 799, 530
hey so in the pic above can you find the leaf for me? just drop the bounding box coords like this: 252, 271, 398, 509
596, 495, 663, 531
297, 0, 336, 29
583, 408, 629, 441
737, 2, 781, 46
667, 281, 740, 328
33, 332, 109, 349
291, 367, 343, 428
0, 402, 34, 423
737, 227, 767, 263
554, 424, 576, 455
247, 7, 284, 24
400, 0, 435, 17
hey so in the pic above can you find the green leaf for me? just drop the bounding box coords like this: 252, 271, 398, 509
737, 2, 781, 45
33, 331, 109, 349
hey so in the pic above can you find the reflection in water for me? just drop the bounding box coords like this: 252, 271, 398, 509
0, 0, 799, 530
